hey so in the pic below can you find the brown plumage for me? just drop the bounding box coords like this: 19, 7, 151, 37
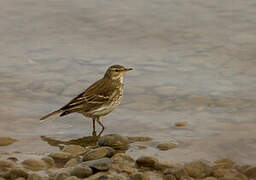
40, 65, 133, 135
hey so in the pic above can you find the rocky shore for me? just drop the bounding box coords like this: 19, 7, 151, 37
0, 134, 255, 180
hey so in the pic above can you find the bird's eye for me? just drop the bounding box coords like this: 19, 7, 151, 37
115, 69, 120, 72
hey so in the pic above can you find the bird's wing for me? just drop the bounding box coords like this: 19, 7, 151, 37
60, 78, 112, 112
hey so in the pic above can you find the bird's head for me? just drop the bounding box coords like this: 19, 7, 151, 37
104, 65, 133, 81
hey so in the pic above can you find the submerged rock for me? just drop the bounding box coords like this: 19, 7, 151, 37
156, 142, 178, 150
136, 156, 158, 168
98, 134, 129, 150
0, 137, 17, 146
184, 160, 212, 178
62, 145, 87, 156
83, 147, 115, 161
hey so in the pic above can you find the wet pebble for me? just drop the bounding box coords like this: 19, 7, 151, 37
156, 142, 178, 150
95, 174, 126, 180
244, 166, 256, 179
22, 158, 47, 171
62, 145, 87, 156
28, 173, 44, 180
81, 158, 112, 171
70, 164, 93, 178
164, 167, 189, 179
0, 137, 17, 146
130, 172, 149, 180
49, 152, 72, 165
41, 156, 55, 168
136, 156, 158, 168
98, 134, 129, 150
83, 147, 115, 161
3, 168, 28, 180
64, 158, 79, 168
0, 160, 16, 171
184, 160, 212, 178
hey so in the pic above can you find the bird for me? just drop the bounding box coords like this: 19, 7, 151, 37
40, 65, 132, 136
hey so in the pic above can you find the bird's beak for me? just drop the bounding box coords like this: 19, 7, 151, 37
123, 68, 133, 72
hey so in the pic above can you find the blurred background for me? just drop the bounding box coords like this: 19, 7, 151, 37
0, 0, 256, 164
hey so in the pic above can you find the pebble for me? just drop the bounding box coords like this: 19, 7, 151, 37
42, 156, 55, 168
163, 174, 177, 180
164, 167, 189, 179
22, 158, 47, 171
28, 173, 44, 180
220, 169, 248, 180
184, 160, 212, 178
244, 166, 256, 179
49, 152, 72, 165
0, 137, 17, 146
95, 174, 127, 180
175, 122, 188, 127
0, 160, 16, 171
136, 156, 158, 168
98, 134, 129, 150
62, 145, 87, 156
81, 158, 112, 171
70, 164, 93, 178
203, 177, 218, 180
65, 176, 80, 180
83, 147, 115, 161
54, 172, 70, 180
156, 142, 178, 150
3, 168, 28, 180
64, 158, 79, 168
130, 172, 149, 180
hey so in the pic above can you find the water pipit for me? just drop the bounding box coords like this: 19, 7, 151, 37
40, 65, 133, 135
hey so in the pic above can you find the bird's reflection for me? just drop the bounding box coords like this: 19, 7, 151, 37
41, 135, 100, 148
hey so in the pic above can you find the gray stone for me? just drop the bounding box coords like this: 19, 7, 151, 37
83, 147, 115, 161
22, 158, 47, 171
70, 164, 93, 178
156, 142, 177, 150
136, 156, 158, 168
81, 158, 112, 171
184, 160, 212, 178
98, 134, 129, 150
28, 173, 44, 180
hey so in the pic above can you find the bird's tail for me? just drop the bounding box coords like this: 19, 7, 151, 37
40, 109, 62, 122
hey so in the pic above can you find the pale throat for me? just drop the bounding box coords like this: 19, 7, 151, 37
112, 74, 124, 84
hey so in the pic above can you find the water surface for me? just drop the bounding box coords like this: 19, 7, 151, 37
1, 0, 256, 164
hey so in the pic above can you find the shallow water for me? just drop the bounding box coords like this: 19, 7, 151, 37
1, 0, 256, 164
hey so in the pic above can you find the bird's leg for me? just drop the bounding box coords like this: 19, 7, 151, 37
92, 118, 96, 136
96, 117, 105, 136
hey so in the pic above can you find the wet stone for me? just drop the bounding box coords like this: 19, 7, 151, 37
244, 166, 256, 179
83, 147, 115, 161
28, 173, 44, 180
98, 134, 129, 150
95, 174, 126, 180
136, 156, 158, 168
0, 160, 16, 171
22, 158, 47, 171
81, 158, 112, 171
70, 164, 93, 178
164, 167, 189, 179
163, 174, 177, 180
130, 172, 149, 180
42, 156, 55, 168
184, 160, 212, 178
3, 168, 28, 180
64, 158, 79, 168
49, 152, 72, 165
62, 145, 87, 156
0, 137, 17, 146
156, 142, 178, 150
